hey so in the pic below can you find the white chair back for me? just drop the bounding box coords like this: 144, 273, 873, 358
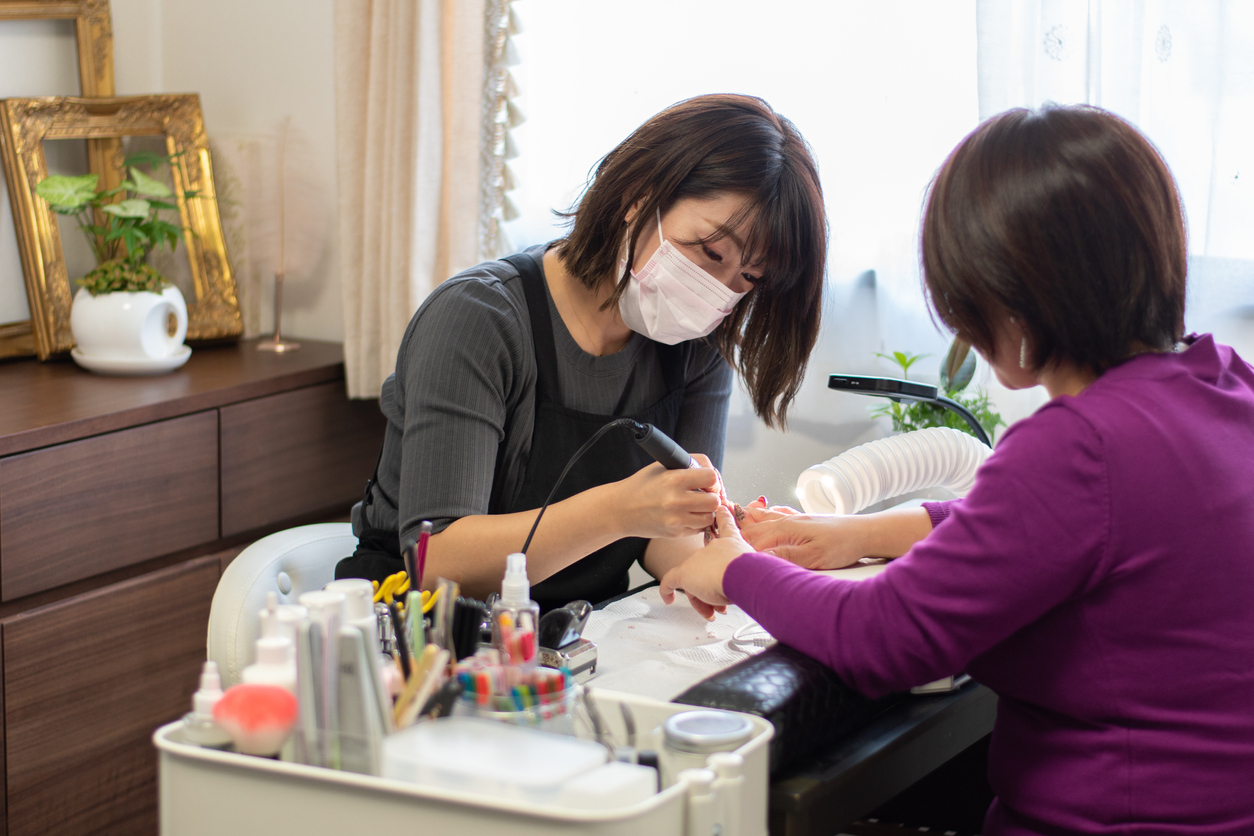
207, 523, 357, 686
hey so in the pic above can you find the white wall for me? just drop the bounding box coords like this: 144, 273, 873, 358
111, 0, 343, 342
0, 18, 83, 326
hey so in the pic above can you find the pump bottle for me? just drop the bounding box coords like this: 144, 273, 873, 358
491, 553, 541, 671
242, 592, 298, 693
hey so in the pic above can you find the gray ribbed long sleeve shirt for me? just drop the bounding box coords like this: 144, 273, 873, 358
354, 245, 733, 549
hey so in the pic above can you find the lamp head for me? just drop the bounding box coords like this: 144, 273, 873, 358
827, 374, 938, 404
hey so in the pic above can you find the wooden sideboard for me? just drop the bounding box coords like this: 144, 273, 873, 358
0, 339, 386, 836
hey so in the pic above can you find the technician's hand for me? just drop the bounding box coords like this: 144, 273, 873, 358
690, 453, 726, 502
660, 506, 754, 620
741, 514, 865, 570
611, 458, 721, 540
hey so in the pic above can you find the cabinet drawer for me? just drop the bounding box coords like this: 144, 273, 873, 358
2, 555, 219, 836
220, 383, 385, 536
0, 411, 219, 601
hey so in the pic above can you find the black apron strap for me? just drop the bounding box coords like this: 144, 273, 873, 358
503, 252, 562, 400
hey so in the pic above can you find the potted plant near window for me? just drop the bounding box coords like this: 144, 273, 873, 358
872, 337, 1006, 441
36, 151, 194, 374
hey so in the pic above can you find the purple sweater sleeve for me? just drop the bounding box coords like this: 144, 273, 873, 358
723, 404, 1111, 697
921, 500, 956, 528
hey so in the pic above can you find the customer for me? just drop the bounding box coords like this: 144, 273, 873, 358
662, 104, 1254, 835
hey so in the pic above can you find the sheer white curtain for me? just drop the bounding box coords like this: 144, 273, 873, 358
501, 0, 980, 504
977, 0, 1254, 361
334, 0, 519, 397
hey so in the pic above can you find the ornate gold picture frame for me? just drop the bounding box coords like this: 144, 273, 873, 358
0, 94, 242, 358
0, 0, 115, 96
0, 0, 119, 358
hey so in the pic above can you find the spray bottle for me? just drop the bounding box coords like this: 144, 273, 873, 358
182, 660, 233, 749
491, 553, 541, 672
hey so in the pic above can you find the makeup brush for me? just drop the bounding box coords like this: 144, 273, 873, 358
213, 684, 299, 757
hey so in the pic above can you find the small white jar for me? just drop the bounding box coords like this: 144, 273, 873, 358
659, 710, 755, 788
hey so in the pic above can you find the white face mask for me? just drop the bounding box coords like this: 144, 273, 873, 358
618, 211, 748, 345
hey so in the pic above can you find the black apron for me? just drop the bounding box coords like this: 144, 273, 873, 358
337, 251, 688, 613
496, 252, 687, 612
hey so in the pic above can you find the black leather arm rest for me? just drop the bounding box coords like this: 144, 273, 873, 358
673, 643, 907, 775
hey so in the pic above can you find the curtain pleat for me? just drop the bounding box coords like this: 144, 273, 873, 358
335, 0, 493, 398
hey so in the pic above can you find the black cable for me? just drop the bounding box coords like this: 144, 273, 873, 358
520, 418, 643, 555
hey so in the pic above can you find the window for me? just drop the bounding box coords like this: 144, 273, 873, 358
505, 0, 980, 503
503, 1, 1254, 504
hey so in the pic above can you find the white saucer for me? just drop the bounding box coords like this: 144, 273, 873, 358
71, 345, 192, 376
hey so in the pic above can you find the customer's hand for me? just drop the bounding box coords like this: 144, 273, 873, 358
738, 496, 801, 525
742, 506, 936, 570
741, 514, 868, 570
695, 454, 736, 543
660, 506, 754, 620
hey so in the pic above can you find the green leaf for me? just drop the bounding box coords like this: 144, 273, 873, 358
102, 199, 151, 219
101, 181, 138, 198
146, 199, 179, 211
117, 226, 149, 257
940, 338, 976, 394
35, 173, 98, 211
129, 167, 172, 197
146, 219, 182, 241
876, 350, 929, 379
123, 150, 169, 168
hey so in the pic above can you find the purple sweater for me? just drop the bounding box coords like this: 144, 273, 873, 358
725, 335, 1254, 835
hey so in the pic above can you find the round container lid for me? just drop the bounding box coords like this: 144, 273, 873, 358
662, 710, 755, 755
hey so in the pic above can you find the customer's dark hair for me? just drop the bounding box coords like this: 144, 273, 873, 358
921, 104, 1186, 373
557, 94, 827, 428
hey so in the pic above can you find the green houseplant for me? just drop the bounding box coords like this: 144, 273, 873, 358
37, 151, 196, 372
872, 337, 1006, 442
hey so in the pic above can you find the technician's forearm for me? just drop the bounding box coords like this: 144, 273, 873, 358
420, 484, 622, 598
642, 534, 705, 579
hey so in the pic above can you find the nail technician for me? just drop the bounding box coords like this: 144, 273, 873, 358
337, 94, 827, 611
662, 105, 1254, 834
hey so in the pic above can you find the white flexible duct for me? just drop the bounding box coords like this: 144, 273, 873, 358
796, 427, 992, 515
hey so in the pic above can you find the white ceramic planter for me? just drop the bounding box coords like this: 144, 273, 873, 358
71, 285, 188, 361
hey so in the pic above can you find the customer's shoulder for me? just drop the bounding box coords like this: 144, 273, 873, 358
995, 397, 1103, 466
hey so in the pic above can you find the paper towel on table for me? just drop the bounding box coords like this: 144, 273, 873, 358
583, 560, 890, 702
583, 587, 765, 701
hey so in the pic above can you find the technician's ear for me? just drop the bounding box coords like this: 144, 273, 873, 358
623, 193, 649, 226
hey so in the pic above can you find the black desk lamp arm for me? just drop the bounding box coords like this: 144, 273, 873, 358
932, 396, 992, 447
827, 375, 993, 448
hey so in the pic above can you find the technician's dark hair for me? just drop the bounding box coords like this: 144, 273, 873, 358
557, 94, 827, 428
921, 104, 1187, 374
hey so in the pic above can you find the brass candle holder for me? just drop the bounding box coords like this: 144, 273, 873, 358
257, 270, 299, 352
258, 117, 299, 353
